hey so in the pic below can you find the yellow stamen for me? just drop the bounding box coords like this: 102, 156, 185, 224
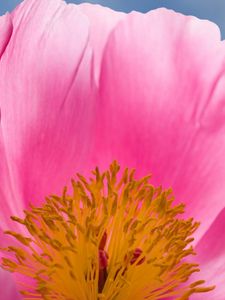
1, 161, 214, 299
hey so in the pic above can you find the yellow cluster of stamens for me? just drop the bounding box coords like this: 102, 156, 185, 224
1, 162, 214, 299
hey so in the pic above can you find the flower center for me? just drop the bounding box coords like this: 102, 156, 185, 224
1, 162, 214, 299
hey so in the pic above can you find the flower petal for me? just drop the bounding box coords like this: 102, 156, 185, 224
0, 0, 96, 225
0, 131, 25, 230
78, 3, 125, 82
0, 269, 21, 300
192, 208, 225, 299
0, 13, 13, 59
97, 8, 225, 241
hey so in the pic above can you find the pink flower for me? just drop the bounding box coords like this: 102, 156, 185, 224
0, 0, 225, 298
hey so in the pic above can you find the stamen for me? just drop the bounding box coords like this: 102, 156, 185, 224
1, 161, 214, 299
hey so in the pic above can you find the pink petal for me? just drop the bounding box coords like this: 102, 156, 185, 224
0, 0, 96, 226
0, 269, 21, 300
97, 8, 225, 241
191, 208, 225, 299
0, 131, 25, 230
0, 13, 13, 59
78, 3, 125, 82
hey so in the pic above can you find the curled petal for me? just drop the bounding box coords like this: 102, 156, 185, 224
0, 13, 13, 59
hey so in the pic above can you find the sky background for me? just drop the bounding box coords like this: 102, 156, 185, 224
0, 0, 225, 38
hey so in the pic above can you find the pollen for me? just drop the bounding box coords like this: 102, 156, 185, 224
1, 162, 214, 299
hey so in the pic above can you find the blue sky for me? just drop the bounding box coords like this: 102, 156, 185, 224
1, 0, 225, 38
